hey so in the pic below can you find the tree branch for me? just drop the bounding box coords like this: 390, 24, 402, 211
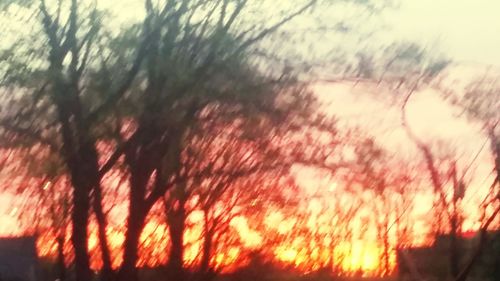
235, 0, 316, 54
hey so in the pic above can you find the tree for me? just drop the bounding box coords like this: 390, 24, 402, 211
1, 1, 321, 281
435, 69, 500, 281
401, 78, 498, 281
450, 73, 500, 190
343, 40, 497, 280
2, 1, 423, 281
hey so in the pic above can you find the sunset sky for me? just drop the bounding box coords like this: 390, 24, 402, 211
1, 0, 499, 233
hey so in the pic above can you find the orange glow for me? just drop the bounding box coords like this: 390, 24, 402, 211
335, 241, 389, 275
34, 213, 399, 277
26, 171, 432, 277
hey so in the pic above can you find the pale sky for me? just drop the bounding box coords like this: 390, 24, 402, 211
94, 0, 500, 65
5, 0, 500, 66
387, 0, 500, 66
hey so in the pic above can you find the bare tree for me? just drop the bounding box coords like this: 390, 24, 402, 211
402, 88, 498, 281
1, 1, 321, 280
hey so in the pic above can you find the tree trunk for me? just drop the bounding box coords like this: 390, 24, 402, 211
450, 166, 461, 280
200, 217, 213, 275
167, 199, 186, 281
382, 219, 390, 276
200, 234, 212, 275
65, 153, 96, 281
450, 212, 460, 278
49, 55, 93, 281
70, 144, 104, 281
119, 129, 167, 281
70, 177, 92, 281
383, 239, 390, 275
56, 235, 67, 281
119, 206, 146, 281
93, 187, 114, 281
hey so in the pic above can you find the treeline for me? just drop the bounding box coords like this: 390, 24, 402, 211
0, 1, 498, 281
